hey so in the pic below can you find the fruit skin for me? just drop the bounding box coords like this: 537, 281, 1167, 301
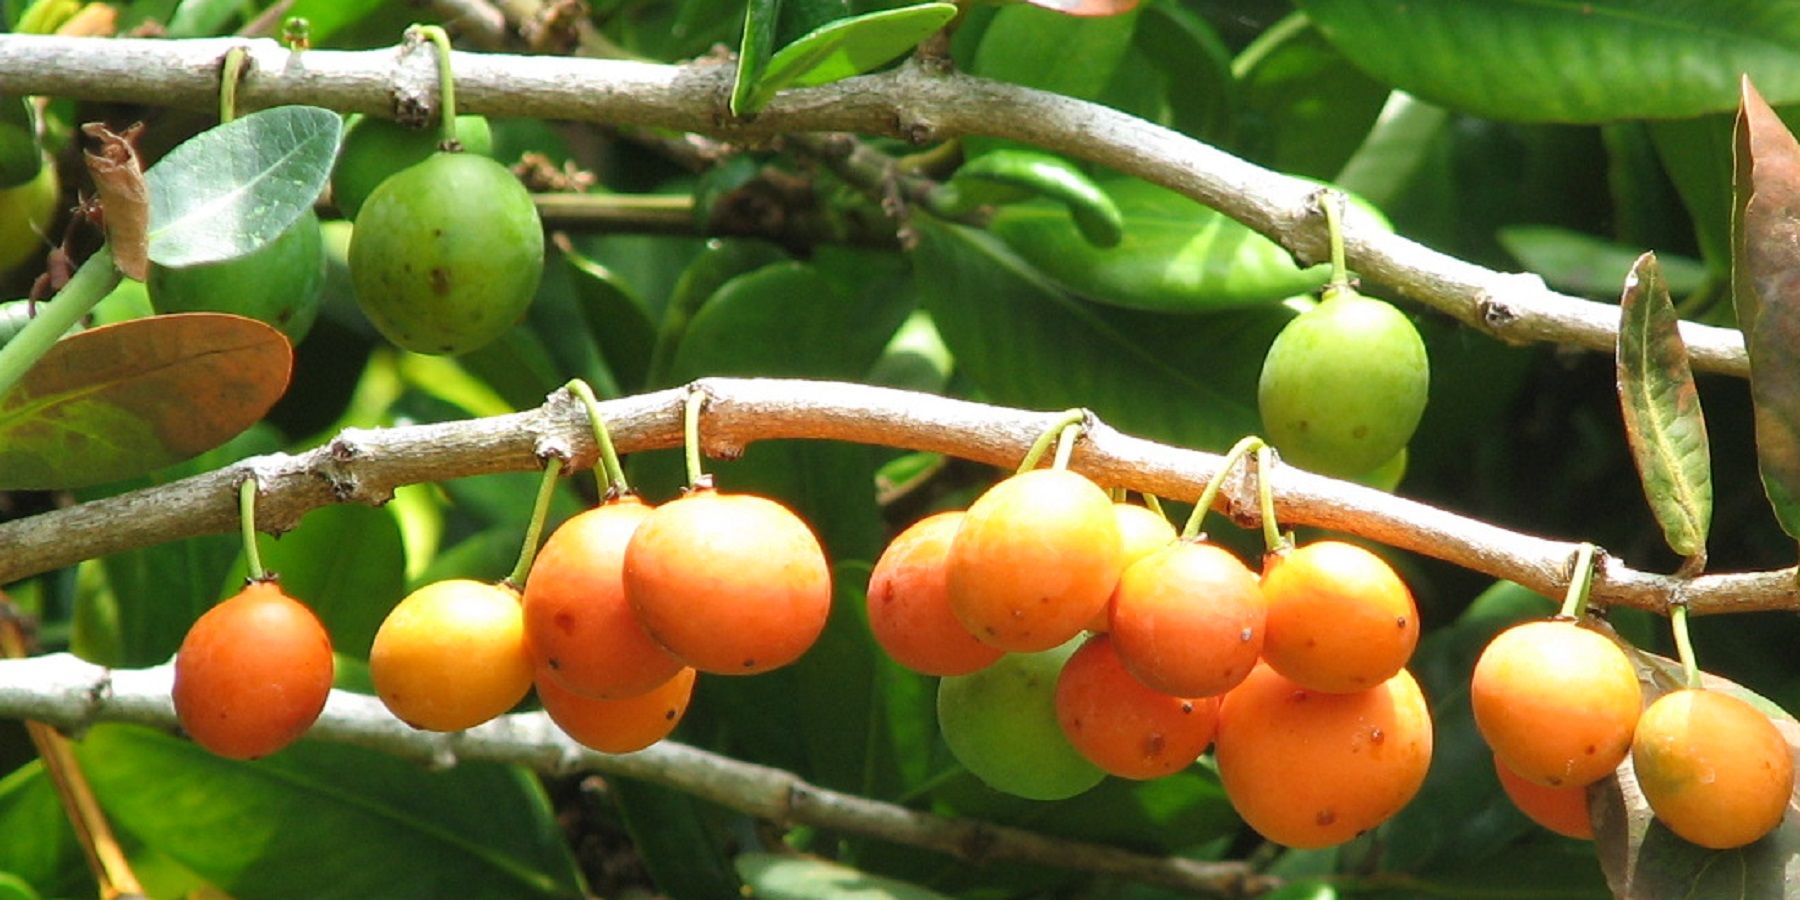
946, 468, 1122, 652
1055, 634, 1218, 779
523, 496, 683, 699
938, 638, 1106, 800
0, 156, 57, 275
1216, 664, 1434, 849
1631, 688, 1794, 850
369, 579, 534, 732
1257, 287, 1429, 478
148, 209, 325, 343
1258, 541, 1419, 694
1470, 619, 1641, 788
1108, 539, 1264, 697
624, 488, 832, 675
1086, 502, 1178, 633
331, 114, 493, 220
172, 580, 334, 760
1493, 753, 1593, 840
865, 510, 1003, 676
349, 151, 543, 356
537, 666, 696, 754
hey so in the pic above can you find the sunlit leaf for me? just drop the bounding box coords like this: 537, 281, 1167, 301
0, 313, 291, 489
942, 149, 1123, 247
750, 3, 957, 109
735, 852, 950, 899
1501, 226, 1709, 298
731, 0, 784, 117
1616, 253, 1712, 559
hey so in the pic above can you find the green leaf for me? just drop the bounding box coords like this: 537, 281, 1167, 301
1650, 114, 1739, 277
273, 0, 389, 44
0, 313, 292, 490
0, 96, 41, 188
988, 178, 1348, 312
146, 105, 341, 268
942, 150, 1123, 247
1732, 80, 1800, 540
564, 246, 655, 395
732, 0, 785, 117
748, 3, 956, 109
971, 4, 1137, 102
1617, 252, 1712, 559
1299, 0, 1800, 122
1231, 12, 1390, 180
77, 725, 585, 900
1334, 93, 1450, 209
607, 777, 743, 898
224, 504, 407, 659
0, 763, 90, 899
1131, 0, 1234, 143
1499, 226, 1709, 299
735, 852, 951, 899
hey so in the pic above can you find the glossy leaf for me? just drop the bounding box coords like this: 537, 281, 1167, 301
0, 763, 89, 899
1232, 12, 1390, 180
1499, 226, 1709, 298
145, 105, 341, 268
735, 853, 950, 899
1129, 1, 1233, 143
76, 725, 585, 900
731, 0, 784, 117
0, 96, 40, 188
1651, 114, 1737, 276
1334, 93, 1451, 208
747, 3, 957, 111
1732, 79, 1800, 540
942, 150, 1124, 247
0, 313, 291, 490
987, 178, 1346, 312
607, 776, 742, 898
1617, 252, 1712, 559
971, 4, 1137, 102
564, 246, 655, 395
1299, 0, 1800, 122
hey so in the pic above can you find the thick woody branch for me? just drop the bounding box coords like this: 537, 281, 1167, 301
0, 378, 1793, 615
0, 653, 1271, 898
0, 34, 1748, 376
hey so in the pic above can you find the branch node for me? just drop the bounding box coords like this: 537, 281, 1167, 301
389, 30, 441, 127
956, 820, 998, 863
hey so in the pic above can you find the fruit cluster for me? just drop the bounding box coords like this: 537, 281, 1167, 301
869, 461, 1434, 849
1473, 617, 1794, 848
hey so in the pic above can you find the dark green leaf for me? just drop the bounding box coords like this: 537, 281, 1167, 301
146, 106, 341, 268
732, 0, 785, 117
77, 725, 586, 900
748, 3, 956, 110
1231, 12, 1390, 180
225, 504, 407, 659
1334, 94, 1450, 208
0, 763, 90, 899
0, 314, 291, 490
670, 258, 911, 381
1617, 252, 1712, 558
1300, 0, 1800, 122
1131, 1, 1234, 144
1732, 79, 1800, 539
1651, 114, 1738, 276
607, 776, 743, 898
943, 150, 1123, 247
0, 96, 40, 188
971, 4, 1137, 102
563, 246, 656, 396
735, 852, 951, 899
1499, 226, 1709, 298
866, 310, 953, 394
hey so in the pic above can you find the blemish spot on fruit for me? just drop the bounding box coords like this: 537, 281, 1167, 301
547, 657, 562, 670
1242, 628, 1255, 642
664, 709, 676, 720
429, 266, 452, 295
1316, 809, 1336, 826
1143, 733, 1166, 757
1396, 616, 1408, 628
1585, 744, 1597, 755
742, 659, 756, 668
1180, 702, 1194, 714
1370, 727, 1385, 744
554, 611, 576, 635
1352, 425, 1369, 439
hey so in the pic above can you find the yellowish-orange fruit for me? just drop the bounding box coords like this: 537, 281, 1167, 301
1470, 619, 1641, 788
1109, 540, 1264, 697
1259, 540, 1419, 693
537, 666, 697, 754
1632, 688, 1794, 850
1216, 664, 1433, 848
1086, 502, 1178, 633
370, 579, 534, 732
173, 580, 334, 760
1054, 634, 1218, 779
1493, 753, 1593, 840
866, 511, 1003, 676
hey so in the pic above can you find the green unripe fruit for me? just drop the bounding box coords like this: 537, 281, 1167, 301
331, 114, 493, 220
349, 151, 543, 356
937, 638, 1106, 801
1257, 288, 1429, 478
148, 210, 326, 343
0, 155, 57, 275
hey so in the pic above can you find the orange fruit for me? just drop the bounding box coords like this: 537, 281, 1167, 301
370, 579, 534, 732
1109, 539, 1264, 697
1086, 502, 1178, 633
1470, 619, 1640, 788
1259, 541, 1419, 693
1216, 664, 1433, 848
1054, 634, 1218, 779
1493, 753, 1593, 840
537, 666, 697, 754
1632, 688, 1794, 850
866, 511, 1003, 676
173, 580, 334, 760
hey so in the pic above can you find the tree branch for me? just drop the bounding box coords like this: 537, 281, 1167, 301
0, 378, 1792, 615
0, 34, 1748, 376
0, 652, 1273, 897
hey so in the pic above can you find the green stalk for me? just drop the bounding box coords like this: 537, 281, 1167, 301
1320, 191, 1349, 294
1141, 492, 1166, 520
1014, 409, 1085, 474
411, 25, 460, 147
1181, 436, 1263, 540
683, 388, 706, 488
1555, 543, 1597, 620
1049, 423, 1081, 471
507, 455, 565, 588
219, 46, 248, 124
1256, 443, 1283, 552
1670, 601, 1702, 690
0, 247, 121, 401
565, 378, 629, 496
238, 477, 266, 580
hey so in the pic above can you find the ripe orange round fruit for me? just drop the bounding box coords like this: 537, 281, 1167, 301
866, 511, 1003, 676
1086, 502, 1178, 633
1632, 688, 1794, 850
1055, 634, 1218, 779
624, 488, 831, 675
537, 666, 697, 754
1216, 664, 1434, 848
173, 580, 334, 760
1108, 539, 1264, 697
523, 495, 683, 699
1494, 753, 1593, 840
369, 579, 534, 732
947, 468, 1122, 652
1259, 541, 1419, 693
1470, 619, 1640, 788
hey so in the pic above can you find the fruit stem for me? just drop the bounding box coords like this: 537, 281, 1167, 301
238, 476, 266, 581
1256, 442, 1285, 552
1050, 422, 1082, 470
1182, 436, 1263, 540
0, 246, 121, 402
1015, 408, 1085, 473
409, 24, 460, 147
1556, 542, 1597, 620
1670, 600, 1702, 690
507, 454, 565, 587
683, 387, 707, 487
565, 378, 629, 497
1141, 492, 1166, 519
218, 46, 248, 124
1320, 191, 1349, 292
